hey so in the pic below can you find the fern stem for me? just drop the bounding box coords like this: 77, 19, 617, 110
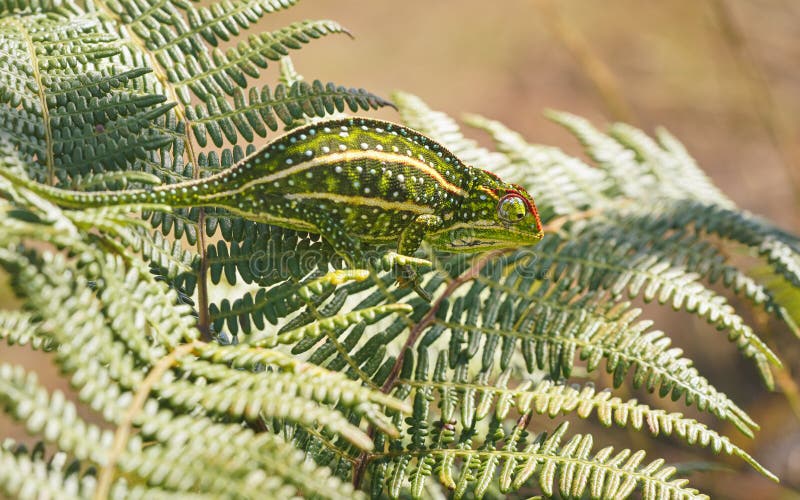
196, 209, 211, 341
94, 341, 202, 500
380, 250, 504, 394
352, 250, 506, 489
11, 18, 55, 185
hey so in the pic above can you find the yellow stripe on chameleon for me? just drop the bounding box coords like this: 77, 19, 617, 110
284, 192, 433, 214
205, 150, 466, 200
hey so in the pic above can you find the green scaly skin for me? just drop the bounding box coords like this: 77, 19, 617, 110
0, 117, 544, 298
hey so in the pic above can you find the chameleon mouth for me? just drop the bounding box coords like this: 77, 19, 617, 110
450, 238, 491, 248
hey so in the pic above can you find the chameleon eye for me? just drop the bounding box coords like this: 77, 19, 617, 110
497, 194, 527, 223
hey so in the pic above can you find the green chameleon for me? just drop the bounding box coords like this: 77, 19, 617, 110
1, 117, 543, 298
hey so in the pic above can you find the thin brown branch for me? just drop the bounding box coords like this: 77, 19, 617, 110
94, 341, 201, 500
710, 0, 800, 202
351, 249, 505, 488
533, 0, 636, 123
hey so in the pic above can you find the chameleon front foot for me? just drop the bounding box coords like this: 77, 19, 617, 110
394, 263, 432, 302
375, 251, 433, 301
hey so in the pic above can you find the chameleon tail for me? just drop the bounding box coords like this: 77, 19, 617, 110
0, 168, 172, 209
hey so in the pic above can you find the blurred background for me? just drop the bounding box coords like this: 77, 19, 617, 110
2, 0, 800, 498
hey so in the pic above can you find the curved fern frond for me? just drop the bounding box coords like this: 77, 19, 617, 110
187, 80, 394, 148
396, 348, 775, 480
369, 418, 706, 499
0, 440, 95, 500
0, 9, 174, 183
463, 113, 614, 219
0, 363, 363, 499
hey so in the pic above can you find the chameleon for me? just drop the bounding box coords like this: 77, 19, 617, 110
0, 117, 543, 298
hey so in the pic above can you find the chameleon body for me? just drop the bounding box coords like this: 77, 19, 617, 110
2, 117, 543, 292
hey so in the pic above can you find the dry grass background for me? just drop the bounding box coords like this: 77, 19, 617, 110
2, 1, 800, 498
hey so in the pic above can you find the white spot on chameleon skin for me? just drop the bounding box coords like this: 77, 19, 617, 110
341, 126, 348, 131
360, 142, 368, 150
290, 137, 297, 143
334, 166, 343, 173
406, 149, 412, 156
278, 144, 285, 151
339, 132, 349, 138
344, 207, 351, 213
306, 172, 313, 179
305, 150, 313, 157
338, 144, 347, 152
392, 146, 399, 153
361, 125, 368, 131
392, 191, 399, 197
356, 166, 363, 173
324, 127, 331, 133
364, 187, 371, 194
286, 158, 293, 165
376, 144, 383, 151
322, 146, 330, 153
309, 129, 316, 135
397, 174, 405, 182
273, 182, 279, 188
376, 127, 384, 133
410, 176, 417, 183
288, 180, 295, 186
300, 134, 307, 140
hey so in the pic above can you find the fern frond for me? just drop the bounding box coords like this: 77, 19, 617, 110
533, 230, 780, 376
392, 91, 512, 176
0, 439, 94, 500
370, 419, 706, 499
464, 113, 614, 218
0, 310, 54, 350
166, 0, 301, 49
397, 349, 775, 480
0, 9, 174, 183
187, 80, 394, 147
209, 268, 366, 335
170, 20, 350, 101
0, 362, 363, 499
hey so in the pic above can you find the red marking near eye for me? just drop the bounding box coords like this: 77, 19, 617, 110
505, 189, 543, 233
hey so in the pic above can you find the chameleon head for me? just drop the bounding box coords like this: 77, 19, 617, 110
427, 169, 544, 252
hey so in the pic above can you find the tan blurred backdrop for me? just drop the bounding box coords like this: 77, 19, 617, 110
2, 1, 800, 498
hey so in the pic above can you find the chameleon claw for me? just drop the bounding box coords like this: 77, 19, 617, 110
394, 264, 432, 302
411, 280, 432, 302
